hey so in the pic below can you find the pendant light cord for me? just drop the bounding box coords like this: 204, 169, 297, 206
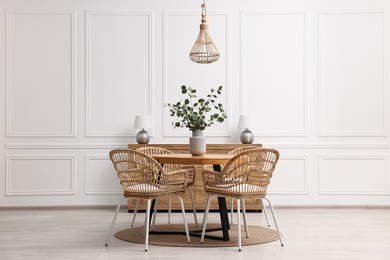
201, 0, 207, 17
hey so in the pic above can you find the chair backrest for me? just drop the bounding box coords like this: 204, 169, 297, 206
136, 147, 181, 172
109, 149, 163, 190
136, 147, 174, 155
228, 145, 261, 155
222, 148, 279, 196
208, 146, 261, 171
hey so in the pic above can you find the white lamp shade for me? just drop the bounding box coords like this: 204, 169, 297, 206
134, 115, 151, 129
238, 115, 254, 129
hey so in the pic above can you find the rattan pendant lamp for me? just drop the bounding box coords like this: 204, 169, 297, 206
189, 0, 220, 64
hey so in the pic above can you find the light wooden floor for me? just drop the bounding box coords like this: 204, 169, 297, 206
1, 207, 389, 260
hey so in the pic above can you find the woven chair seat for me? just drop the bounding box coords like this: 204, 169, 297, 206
205, 183, 267, 198
123, 183, 186, 198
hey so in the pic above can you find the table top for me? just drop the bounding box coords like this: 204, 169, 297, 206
151, 153, 235, 165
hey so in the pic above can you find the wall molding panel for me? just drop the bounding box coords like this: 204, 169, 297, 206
268, 155, 308, 195
240, 11, 308, 137
319, 155, 389, 195
6, 155, 76, 196
162, 12, 230, 137
85, 11, 154, 137
318, 10, 387, 137
84, 155, 122, 195
6, 11, 76, 137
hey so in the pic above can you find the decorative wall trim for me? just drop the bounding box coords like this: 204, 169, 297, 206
85, 11, 154, 137
5, 143, 128, 149
6, 11, 76, 137
262, 143, 390, 149
268, 155, 308, 195
318, 10, 387, 137
84, 155, 122, 195
162, 12, 231, 137
6, 155, 76, 196
318, 154, 389, 195
240, 11, 308, 137
4, 143, 389, 150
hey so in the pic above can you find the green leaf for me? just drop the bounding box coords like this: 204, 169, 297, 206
168, 85, 225, 131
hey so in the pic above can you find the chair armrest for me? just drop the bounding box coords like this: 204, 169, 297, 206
160, 169, 188, 187
202, 169, 224, 187
179, 165, 196, 183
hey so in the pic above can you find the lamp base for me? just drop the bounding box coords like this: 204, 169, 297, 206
240, 129, 254, 144
136, 129, 150, 144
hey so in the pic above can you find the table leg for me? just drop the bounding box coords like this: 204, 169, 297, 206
217, 196, 230, 241
213, 164, 230, 241
149, 199, 156, 225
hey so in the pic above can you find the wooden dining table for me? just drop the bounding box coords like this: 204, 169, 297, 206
151, 153, 235, 241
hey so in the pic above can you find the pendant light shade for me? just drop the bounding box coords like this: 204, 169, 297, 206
189, 0, 220, 64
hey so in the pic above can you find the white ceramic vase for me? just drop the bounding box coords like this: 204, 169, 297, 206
189, 130, 206, 156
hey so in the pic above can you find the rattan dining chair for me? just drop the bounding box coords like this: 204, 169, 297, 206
200, 148, 284, 251
204, 146, 268, 225
226, 146, 267, 224
105, 149, 190, 251
135, 147, 198, 227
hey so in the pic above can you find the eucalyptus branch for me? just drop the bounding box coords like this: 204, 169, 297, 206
166, 85, 227, 132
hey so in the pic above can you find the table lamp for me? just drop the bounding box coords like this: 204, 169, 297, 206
134, 115, 151, 144
238, 115, 254, 144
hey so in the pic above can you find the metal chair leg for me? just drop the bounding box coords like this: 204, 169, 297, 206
230, 198, 234, 223
262, 197, 284, 246
237, 198, 242, 252
168, 196, 172, 224
262, 201, 270, 227
241, 198, 249, 238
105, 197, 126, 246
151, 199, 159, 230
174, 195, 191, 243
144, 199, 151, 252
188, 188, 198, 227
200, 195, 213, 243
131, 198, 140, 227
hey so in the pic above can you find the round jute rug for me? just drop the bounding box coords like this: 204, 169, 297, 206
115, 223, 279, 247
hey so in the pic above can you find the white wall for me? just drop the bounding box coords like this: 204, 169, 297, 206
0, 0, 389, 207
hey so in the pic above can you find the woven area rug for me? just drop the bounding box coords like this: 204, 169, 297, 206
115, 223, 279, 247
